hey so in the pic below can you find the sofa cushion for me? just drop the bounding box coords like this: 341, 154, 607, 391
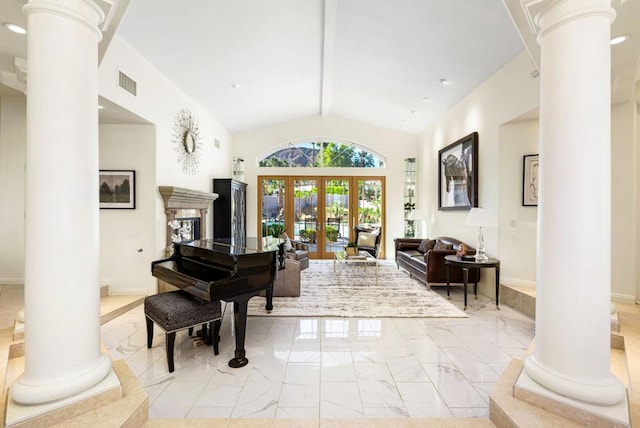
357, 232, 377, 248
434, 240, 454, 251
399, 250, 422, 258
417, 239, 436, 253
280, 232, 293, 251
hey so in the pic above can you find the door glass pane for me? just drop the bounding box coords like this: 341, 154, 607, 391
324, 178, 349, 254
260, 179, 286, 239
293, 179, 318, 254
357, 179, 382, 229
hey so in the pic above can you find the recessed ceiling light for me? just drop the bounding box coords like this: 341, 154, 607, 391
98, 105, 104, 110
3, 23, 26, 35
610, 35, 628, 45
439, 78, 449, 86
422, 97, 430, 103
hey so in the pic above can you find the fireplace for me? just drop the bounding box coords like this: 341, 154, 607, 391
159, 186, 218, 255
170, 217, 201, 242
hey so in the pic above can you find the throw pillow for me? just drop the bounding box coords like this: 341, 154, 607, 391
433, 240, 453, 251
417, 239, 436, 253
280, 232, 293, 251
357, 232, 377, 248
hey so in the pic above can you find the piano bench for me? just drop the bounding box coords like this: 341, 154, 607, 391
144, 290, 223, 373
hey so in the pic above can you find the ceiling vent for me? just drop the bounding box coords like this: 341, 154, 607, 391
118, 70, 137, 96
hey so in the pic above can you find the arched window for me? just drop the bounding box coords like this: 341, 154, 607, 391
258, 140, 385, 168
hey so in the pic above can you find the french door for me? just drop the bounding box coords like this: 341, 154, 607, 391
258, 176, 384, 259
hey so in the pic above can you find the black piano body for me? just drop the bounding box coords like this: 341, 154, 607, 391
151, 238, 277, 368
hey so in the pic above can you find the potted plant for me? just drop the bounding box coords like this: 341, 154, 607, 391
346, 241, 358, 256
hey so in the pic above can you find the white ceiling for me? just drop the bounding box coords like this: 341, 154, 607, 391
1, 0, 639, 134
115, 0, 525, 134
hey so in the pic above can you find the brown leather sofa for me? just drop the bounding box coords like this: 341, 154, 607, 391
394, 236, 480, 288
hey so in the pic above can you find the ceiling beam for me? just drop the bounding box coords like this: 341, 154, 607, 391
321, 0, 338, 116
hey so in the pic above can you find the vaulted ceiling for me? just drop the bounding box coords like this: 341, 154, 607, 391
1, 0, 639, 134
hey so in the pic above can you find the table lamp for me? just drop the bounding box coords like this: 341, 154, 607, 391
464, 208, 497, 262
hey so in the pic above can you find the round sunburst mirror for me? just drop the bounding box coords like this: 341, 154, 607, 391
172, 109, 202, 175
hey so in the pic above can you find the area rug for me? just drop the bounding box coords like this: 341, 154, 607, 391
247, 260, 468, 318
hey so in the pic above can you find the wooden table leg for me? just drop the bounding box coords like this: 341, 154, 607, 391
446, 264, 451, 298
495, 266, 501, 310
463, 268, 469, 310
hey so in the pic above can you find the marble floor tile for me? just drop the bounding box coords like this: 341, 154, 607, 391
395, 382, 452, 418
276, 407, 320, 419
186, 405, 234, 418
149, 380, 207, 418
320, 382, 363, 418
421, 362, 488, 408
279, 383, 320, 407
284, 362, 320, 385
406, 337, 450, 363
387, 354, 430, 383
354, 362, 393, 382
230, 380, 282, 418
363, 405, 410, 418
195, 382, 243, 407
358, 379, 404, 408
90, 282, 537, 421
320, 363, 356, 382
351, 342, 385, 363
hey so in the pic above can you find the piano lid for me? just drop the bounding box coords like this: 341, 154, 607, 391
181, 237, 283, 255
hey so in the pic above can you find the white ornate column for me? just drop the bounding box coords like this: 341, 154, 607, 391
10, 0, 112, 405
519, 0, 625, 410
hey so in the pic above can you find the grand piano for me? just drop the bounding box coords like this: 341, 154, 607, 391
151, 238, 279, 368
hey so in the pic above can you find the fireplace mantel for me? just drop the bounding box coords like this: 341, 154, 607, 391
159, 186, 218, 210
159, 186, 218, 253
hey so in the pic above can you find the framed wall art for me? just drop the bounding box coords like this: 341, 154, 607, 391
99, 170, 135, 209
438, 132, 478, 210
523, 154, 539, 206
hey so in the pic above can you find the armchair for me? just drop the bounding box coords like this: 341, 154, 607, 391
286, 240, 309, 270
354, 226, 381, 258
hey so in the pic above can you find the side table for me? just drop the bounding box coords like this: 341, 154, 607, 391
444, 255, 500, 310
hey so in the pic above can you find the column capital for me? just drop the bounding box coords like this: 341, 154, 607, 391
23, 0, 105, 40
520, 0, 615, 42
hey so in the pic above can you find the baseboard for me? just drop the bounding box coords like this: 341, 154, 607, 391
106, 287, 150, 296
611, 292, 636, 305
501, 277, 536, 288
0, 278, 23, 285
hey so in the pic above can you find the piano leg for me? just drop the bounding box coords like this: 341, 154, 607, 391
229, 296, 251, 368
265, 283, 273, 312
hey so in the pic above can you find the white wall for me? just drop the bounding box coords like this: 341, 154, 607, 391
611, 101, 638, 302
99, 124, 157, 294
498, 118, 539, 286
0, 97, 26, 283
99, 35, 232, 266
0, 35, 232, 293
232, 114, 418, 258
418, 50, 639, 301
418, 51, 540, 298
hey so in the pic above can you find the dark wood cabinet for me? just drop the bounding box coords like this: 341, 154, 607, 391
212, 179, 247, 246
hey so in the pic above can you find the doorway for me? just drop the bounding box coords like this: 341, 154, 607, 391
258, 176, 385, 259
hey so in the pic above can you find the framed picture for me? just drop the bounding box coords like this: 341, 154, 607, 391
99, 170, 135, 209
438, 132, 478, 210
523, 154, 539, 206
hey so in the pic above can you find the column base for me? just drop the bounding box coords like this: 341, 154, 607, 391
5, 368, 121, 427
515, 367, 629, 428
524, 355, 626, 405
10, 354, 112, 405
